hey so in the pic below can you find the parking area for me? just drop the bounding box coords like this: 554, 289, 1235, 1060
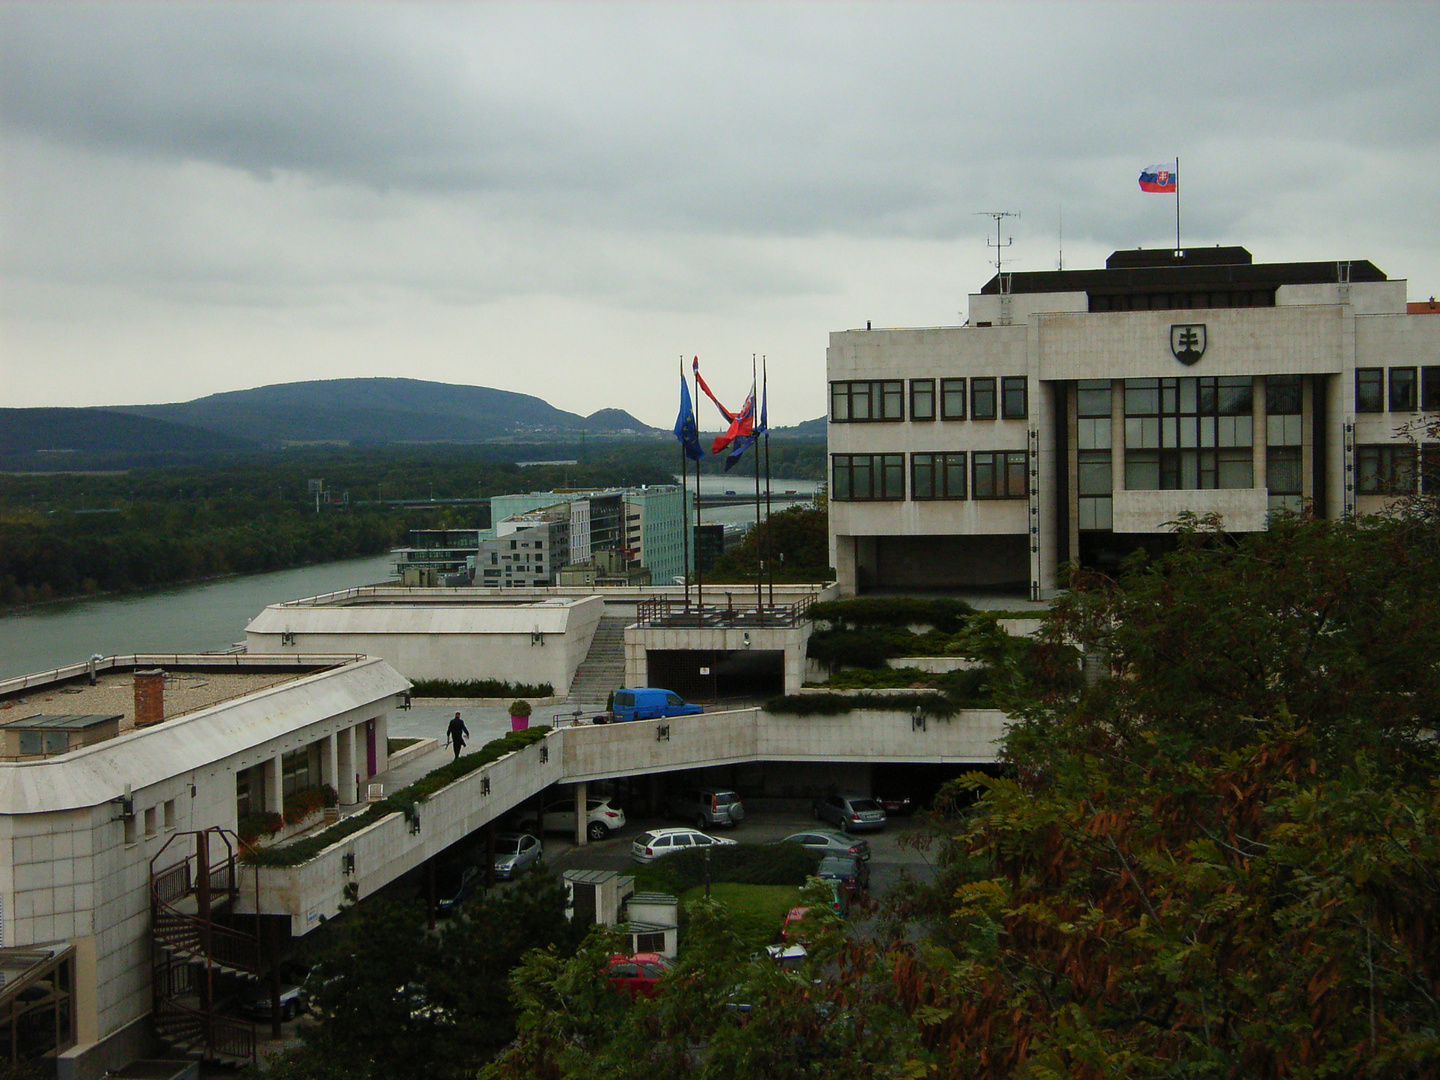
536, 801, 939, 899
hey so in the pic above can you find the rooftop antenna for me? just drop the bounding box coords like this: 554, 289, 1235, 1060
976, 211, 1020, 281
1057, 204, 1063, 270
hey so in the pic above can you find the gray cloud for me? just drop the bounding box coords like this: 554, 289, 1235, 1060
2, 1, 1438, 424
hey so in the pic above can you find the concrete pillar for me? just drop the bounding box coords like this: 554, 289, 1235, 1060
373, 712, 389, 774
320, 732, 337, 795
573, 780, 588, 847
263, 756, 283, 817
337, 727, 357, 804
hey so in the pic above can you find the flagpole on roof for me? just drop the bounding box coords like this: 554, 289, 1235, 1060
1175, 155, 1181, 254
693, 359, 703, 624
763, 356, 773, 608
678, 355, 691, 611
752, 354, 762, 616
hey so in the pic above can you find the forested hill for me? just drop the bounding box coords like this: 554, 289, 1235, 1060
0, 407, 256, 459
114, 378, 658, 445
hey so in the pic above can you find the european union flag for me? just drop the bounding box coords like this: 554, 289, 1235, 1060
674, 376, 704, 461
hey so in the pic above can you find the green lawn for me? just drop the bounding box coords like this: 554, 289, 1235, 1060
678, 883, 804, 954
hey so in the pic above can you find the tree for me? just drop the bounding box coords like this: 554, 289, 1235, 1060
901, 511, 1440, 1078
709, 505, 832, 583
267, 872, 583, 1080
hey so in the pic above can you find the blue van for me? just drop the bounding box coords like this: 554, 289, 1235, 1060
611, 688, 703, 722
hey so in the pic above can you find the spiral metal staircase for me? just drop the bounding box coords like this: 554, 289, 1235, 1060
149, 828, 259, 1066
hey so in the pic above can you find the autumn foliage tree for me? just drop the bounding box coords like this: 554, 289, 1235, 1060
905, 510, 1440, 1078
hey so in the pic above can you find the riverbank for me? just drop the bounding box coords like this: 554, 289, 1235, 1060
0, 552, 399, 682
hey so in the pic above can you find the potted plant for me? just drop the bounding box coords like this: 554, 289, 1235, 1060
509, 698, 532, 732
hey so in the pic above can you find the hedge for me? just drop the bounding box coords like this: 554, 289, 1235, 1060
408, 678, 554, 699
245, 726, 552, 867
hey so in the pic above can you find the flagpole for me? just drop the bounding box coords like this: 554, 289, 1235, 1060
1175, 155, 1181, 254
693, 359, 703, 625
678, 355, 692, 611
752, 355, 762, 616
763, 356, 774, 608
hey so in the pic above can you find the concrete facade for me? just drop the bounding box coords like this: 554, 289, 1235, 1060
0, 654, 407, 1073
246, 590, 604, 692
827, 247, 1440, 597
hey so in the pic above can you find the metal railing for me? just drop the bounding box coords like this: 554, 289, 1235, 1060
636, 592, 817, 628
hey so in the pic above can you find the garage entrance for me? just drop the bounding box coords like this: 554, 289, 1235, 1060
646, 649, 785, 703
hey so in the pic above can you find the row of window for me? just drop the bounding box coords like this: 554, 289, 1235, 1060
835, 444, 1436, 505
831, 451, 1029, 501
1356, 366, 1440, 413
831, 377, 1028, 423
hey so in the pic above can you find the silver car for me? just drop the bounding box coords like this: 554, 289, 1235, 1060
811, 793, 887, 833
778, 829, 871, 862
492, 833, 542, 880
630, 827, 737, 863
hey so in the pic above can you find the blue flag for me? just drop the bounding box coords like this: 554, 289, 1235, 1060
722, 381, 767, 472
674, 376, 704, 462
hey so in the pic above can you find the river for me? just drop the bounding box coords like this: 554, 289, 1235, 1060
0, 552, 398, 682
0, 478, 821, 681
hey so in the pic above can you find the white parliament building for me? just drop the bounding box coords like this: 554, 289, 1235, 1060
827, 246, 1439, 598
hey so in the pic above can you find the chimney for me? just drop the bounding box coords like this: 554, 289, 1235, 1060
134, 669, 166, 728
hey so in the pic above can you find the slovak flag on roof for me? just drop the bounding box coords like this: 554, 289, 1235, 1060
1138, 163, 1178, 193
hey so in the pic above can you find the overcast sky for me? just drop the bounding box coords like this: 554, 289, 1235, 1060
3, 1, 1438, 428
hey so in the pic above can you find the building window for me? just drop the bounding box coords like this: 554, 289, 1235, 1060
1124, 376, 1253, 490
909, 380, 935, 422
971, 378, 997, 420
1356, 444, 1416, 495
144, 806, 157, 837
1355, 368, 1384, 413
1077, 379, 1112, 418
281, 746, 318, 797
1001, 376, 1028, 419
164, 799, 177, 830
972, 451, 1027, 499
940, 378, 966, 420
1268, 446, 1303, 495
911, 453, 967, 500
831, 454, 905, 500
1424, 444, 1440, 495
1389, 367, 1418, 412
830, 380, 904, 422
1423, 367, 1440, 412
1266, 374, 1302, 416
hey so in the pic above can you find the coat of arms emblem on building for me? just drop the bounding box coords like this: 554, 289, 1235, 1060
1170, 324, 1207, 366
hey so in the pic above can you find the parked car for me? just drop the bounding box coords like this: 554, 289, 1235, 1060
518, 796, 627, 841
607, 952, 673, 998
816, 853, 870, 896
777, 829, 871, 862
630, 827, 737, 863
611, 687, 704, 722
665, 787, 745, 830
812, 793, 887, 833
875, 793, 916, 816
435, 864, 482, 915
492, 833, 542, 880
238, 981, 307, 1021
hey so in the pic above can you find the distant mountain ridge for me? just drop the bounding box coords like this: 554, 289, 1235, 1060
0, 379, 824, 464
111, 378, 658, 446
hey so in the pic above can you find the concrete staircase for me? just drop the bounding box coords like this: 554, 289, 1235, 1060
565, 615, 628, 712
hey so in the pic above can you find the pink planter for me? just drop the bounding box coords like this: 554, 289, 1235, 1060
511, 714, 529, 731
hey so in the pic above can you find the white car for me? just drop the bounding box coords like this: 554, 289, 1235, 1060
630, 827, 736, 864
519, 796, 627, 841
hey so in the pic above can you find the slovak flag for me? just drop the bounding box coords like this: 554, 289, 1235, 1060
1139, 163, 1178, 193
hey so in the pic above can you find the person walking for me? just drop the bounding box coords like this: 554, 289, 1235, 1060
445, 712, 469, 760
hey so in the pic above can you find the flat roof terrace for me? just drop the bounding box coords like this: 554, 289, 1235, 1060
0, 654, 362, 729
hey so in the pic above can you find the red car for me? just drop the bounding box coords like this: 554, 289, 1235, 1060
606, 952, 673, 998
